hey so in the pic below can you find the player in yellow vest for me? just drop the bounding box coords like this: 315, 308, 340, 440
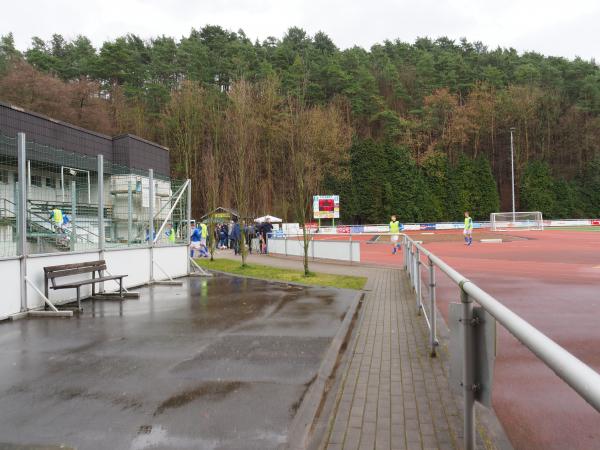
464, 211, 473, 246
390, 215, 401, 255
199, 222, 209, 257
50, 207, 63, 232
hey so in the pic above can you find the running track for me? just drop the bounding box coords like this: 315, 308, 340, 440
310, 230, 600, 449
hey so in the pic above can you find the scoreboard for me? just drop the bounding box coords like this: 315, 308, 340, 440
313, 195, 340, 219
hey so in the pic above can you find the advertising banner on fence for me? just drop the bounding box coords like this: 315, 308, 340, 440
313, 195, 340, 219
548, 220, 591, 227
593, 220, 600, 226
363, 225, 391, 233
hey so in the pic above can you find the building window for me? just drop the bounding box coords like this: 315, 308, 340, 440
31, 175, 42, 187
0, 170, 8, 184
45, 177, 54, 188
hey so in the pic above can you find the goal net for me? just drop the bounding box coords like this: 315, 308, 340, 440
490, 212, 544, 231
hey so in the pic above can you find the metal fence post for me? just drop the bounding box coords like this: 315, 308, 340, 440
148, 169, 154, 282
461, 287, 476, 450
97, 155, 105, 292
429, 258, 438, 357
17, 133, 27, 312
284, 234, 288, 256
186, 178, 192, 274
127, 180, 133, 246
70, 181, 77, 251
415, 247, 422, 314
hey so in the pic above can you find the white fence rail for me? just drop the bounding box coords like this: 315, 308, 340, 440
402, 234, 600, 450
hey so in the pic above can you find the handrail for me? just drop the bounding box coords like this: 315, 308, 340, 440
402, 233, 600, 449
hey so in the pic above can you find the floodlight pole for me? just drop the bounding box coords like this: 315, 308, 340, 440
510, 128, 516, 222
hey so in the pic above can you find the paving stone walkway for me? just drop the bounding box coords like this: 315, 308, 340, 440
323, 268, 466, 450
216, 251, 501, 450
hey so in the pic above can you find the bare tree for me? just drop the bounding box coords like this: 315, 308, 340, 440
286, 98, 351, 275
225, 79, 260, 266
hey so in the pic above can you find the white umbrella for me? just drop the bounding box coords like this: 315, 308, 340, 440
254, 215, 282, 223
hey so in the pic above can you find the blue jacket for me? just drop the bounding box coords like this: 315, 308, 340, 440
230, 223, 241, 240
191, 228, 201, 242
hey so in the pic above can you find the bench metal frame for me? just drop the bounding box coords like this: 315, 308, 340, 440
44, 260, 126, 310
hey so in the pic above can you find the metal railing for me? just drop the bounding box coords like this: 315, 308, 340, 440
402, 233, 600, 450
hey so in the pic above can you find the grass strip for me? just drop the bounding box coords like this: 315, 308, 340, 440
195, 258, 366, 290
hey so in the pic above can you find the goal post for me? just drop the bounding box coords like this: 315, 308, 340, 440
490, 211, 544, 231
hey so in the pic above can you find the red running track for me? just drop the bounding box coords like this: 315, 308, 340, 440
310, 230, 600, 449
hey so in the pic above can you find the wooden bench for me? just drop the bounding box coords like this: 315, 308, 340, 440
44, 260, 127, 310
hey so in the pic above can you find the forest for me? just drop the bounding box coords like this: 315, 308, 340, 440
0, 26, 599, 222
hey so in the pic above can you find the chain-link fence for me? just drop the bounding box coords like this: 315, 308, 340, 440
0, 132, 190, 257
0, 134, 18, 257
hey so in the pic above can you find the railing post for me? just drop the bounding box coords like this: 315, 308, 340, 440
97, 154, 105, 292
148, 169, 154, 282
461, 286, 476, 450
415, 247, 422, 314
429, 258, 438, 357
17, 133, 27, 312
70, 180, 77, 251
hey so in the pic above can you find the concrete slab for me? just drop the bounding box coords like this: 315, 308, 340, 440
0, 275, 356, 450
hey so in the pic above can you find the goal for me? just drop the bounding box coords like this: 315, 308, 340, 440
490, 212, 544, 231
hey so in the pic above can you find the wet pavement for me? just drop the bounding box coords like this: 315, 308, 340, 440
0, 275, 355, 450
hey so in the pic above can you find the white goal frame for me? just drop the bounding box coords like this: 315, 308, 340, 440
490, 211, 544, 231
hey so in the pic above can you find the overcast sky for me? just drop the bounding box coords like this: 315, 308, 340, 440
2, 0, 599, 61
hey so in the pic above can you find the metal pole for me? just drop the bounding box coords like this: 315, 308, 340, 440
71, 181, 77, 251
461, 287, 476, 450
415, 247, 422, 314
186, 178, 192, 273
127, 180, 133, 246
17, 133, 27, 312
510, 128, 516, 222
61, 166, 65, 203
429, 259, 437, 357
149, 169, 155, 282
97, 155, 105, 292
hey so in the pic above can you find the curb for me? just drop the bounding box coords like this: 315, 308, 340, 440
285, 290, 364, 450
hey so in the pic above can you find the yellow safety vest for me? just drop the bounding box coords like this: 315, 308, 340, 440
464, 217, 473, 230
200, 223, 208, 238
389, 221, 400, 234
52, 209, 63, 224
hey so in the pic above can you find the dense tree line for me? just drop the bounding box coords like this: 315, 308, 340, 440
1, 27, 599, 220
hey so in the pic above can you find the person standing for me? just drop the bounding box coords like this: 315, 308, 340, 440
231, 218, 241, 255
190, 223, 202, 257
200, 222, 209, 257
165, 223, 176, 243
464, 211, 473, 246
390, 215, 401, 255
261, 218, 273, 254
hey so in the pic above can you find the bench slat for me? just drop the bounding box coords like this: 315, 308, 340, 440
52, 275, 127, 289
44, 260, 106, 273
48, 265, 107, 279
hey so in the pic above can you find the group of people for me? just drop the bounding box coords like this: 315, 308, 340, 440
191, 217, 275, 258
